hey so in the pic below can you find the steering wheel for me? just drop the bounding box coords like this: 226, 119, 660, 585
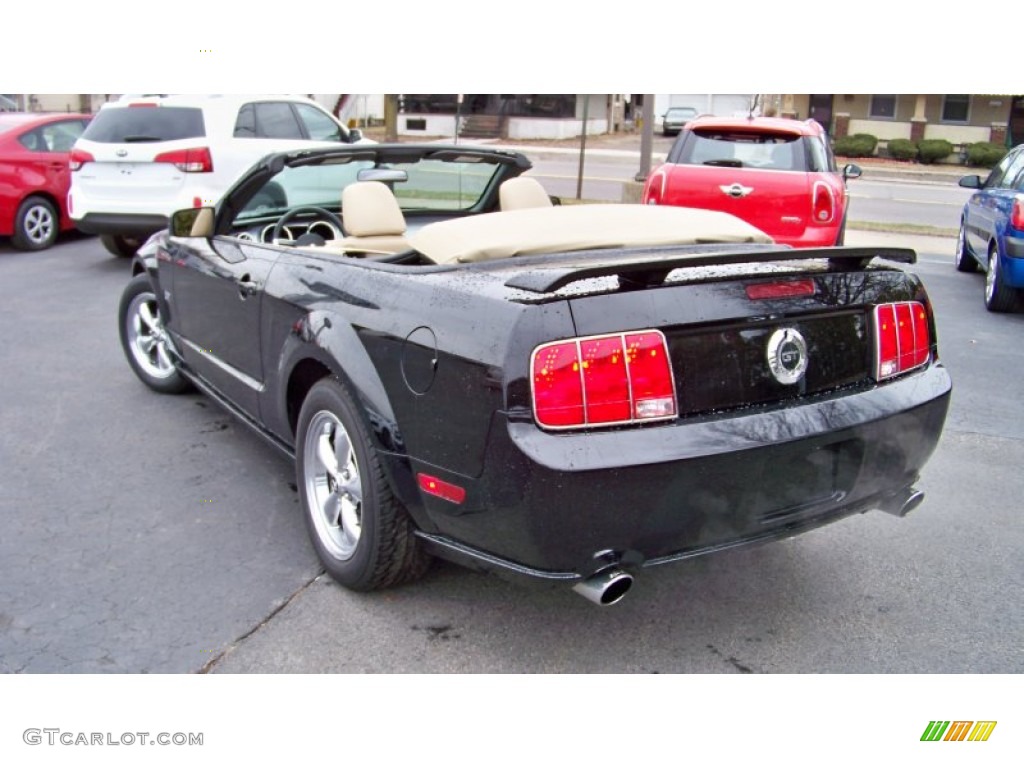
270, 206, 344, 244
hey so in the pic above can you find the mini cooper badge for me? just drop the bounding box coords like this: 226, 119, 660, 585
116, 149, 128, 158
720, 183, 753, 198
766, 328, 808, 385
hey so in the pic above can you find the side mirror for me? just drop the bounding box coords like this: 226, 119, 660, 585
348, 128, 363, 143
843, 163, 862, 180
171, 207, 215, 238
958, 175, 983, 189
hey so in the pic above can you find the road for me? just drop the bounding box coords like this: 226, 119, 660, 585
0, 227, 1021, 678
521, 150, 973, 230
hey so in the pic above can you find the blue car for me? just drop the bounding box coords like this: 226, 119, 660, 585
957, 144, 1024, 312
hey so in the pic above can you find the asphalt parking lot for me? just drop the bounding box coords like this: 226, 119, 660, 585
1, 226, 1022, 677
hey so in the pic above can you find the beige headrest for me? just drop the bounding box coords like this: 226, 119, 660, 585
341, 181, 406, 237
499, 176, 553, 211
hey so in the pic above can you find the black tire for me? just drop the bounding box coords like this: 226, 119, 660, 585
296, 378, 430, 591
984, 242, 1019, 313
955, 220, 977, 273
118, 274, 192, 393
834, 214, 848, 246
12, 195, 58, 251
101, 234, 143, 258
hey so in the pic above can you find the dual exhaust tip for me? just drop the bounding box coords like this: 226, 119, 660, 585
572, 568, 634, 606
572, 487, 924, 607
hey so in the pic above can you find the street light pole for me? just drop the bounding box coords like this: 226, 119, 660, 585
635, 95, 655, 182
576, 95, 590, 200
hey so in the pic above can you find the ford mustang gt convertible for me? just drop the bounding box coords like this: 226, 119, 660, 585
118, 144, 950, 606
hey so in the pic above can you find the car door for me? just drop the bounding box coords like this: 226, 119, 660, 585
35, 119, 88, 216
164, 234, 279, 418
967, 148, 1024, 254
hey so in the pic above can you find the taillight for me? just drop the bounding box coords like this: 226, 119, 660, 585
153, 147, 213, 173
1011, 196, 1024, 231
69, 148, 94, 171
811, 181, 835, 224
746, 278, 816, 300
531, 330, 676, 430
874, 302, 930, 380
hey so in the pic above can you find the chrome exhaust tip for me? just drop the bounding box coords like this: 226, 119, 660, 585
879, 487, 925, 518
572, 569, 634, 606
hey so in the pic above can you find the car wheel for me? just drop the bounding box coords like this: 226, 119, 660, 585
118, 273, 191, 393
954, 220, 977, 273
101, 234, 143, 258
12, 196, 58, 251
984, 242, 1019, 313
297, 378, 431, 591
834, 214, 848, 246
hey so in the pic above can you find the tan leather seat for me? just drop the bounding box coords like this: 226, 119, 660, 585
499, 177, 553, 211
338, 181, 410, 253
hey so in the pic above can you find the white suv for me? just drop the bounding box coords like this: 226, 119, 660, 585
69, 94, 369, 256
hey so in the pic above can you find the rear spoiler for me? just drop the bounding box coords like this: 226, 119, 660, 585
503, 246, 917, 294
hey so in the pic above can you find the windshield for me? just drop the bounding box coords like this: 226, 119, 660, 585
236, 154, 509, 221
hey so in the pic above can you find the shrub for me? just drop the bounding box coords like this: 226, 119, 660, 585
834, 133, 878, 158
917, 139, 954, 165
887, 138, 918, 161
966, 142, 1006, 168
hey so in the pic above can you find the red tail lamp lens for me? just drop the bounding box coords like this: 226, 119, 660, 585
874, 301, 930, 380
69, 148, 94, 171
154, 146, 213, 173
532, 330, 676, 429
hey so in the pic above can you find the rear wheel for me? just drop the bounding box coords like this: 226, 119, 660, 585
955, 220, 977, 273
101, 234, 143, 258
984, 242, 1019, 312
296, 378, 431, 591
12, 196, 58, 251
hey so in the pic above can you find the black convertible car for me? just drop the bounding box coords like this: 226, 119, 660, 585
119, 144, 951, 606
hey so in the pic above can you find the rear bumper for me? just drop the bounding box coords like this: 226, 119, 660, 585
405, 363, 952, 582
73, 213, 168, 237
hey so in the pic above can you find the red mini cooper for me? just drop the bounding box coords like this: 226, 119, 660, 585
643, 116, 862, 248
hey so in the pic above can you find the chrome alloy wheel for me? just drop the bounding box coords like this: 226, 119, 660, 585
304, 411, 363, 560
22, 202, 55, 247
985, 247, 1000, 304
125, 290, 176, 380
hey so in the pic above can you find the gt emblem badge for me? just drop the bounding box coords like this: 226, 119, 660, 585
766, 328, 808, 385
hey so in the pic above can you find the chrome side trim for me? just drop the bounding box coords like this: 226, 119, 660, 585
180, 338, 265, 392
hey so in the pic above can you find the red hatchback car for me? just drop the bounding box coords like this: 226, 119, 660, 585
0, 112, 91, 250
643, 116, 862, 247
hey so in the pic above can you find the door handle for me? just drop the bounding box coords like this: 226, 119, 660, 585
236, 274, 259, 298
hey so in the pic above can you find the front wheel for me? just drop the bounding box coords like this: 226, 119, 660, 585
984, 243, 1019, 313
101, 234, 143, 258
12, 196, 58, 251
296, 378, 431, 591
955, 220, 977, 273
118, 274, 191, 393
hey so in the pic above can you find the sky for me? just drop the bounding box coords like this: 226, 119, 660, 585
5, 2, 1011, 96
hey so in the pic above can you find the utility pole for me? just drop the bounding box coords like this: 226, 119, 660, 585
635, 95, 655, 182
384, 95, 399, 142
576, 95, 590, 200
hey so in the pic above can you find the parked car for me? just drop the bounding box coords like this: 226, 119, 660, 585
661, 106, 699, 136
69, 94, 370, 257
956, 144, 1024, 312
0, 112, 90, 250
643, 116, 862, 248
118, 143, 950, 606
